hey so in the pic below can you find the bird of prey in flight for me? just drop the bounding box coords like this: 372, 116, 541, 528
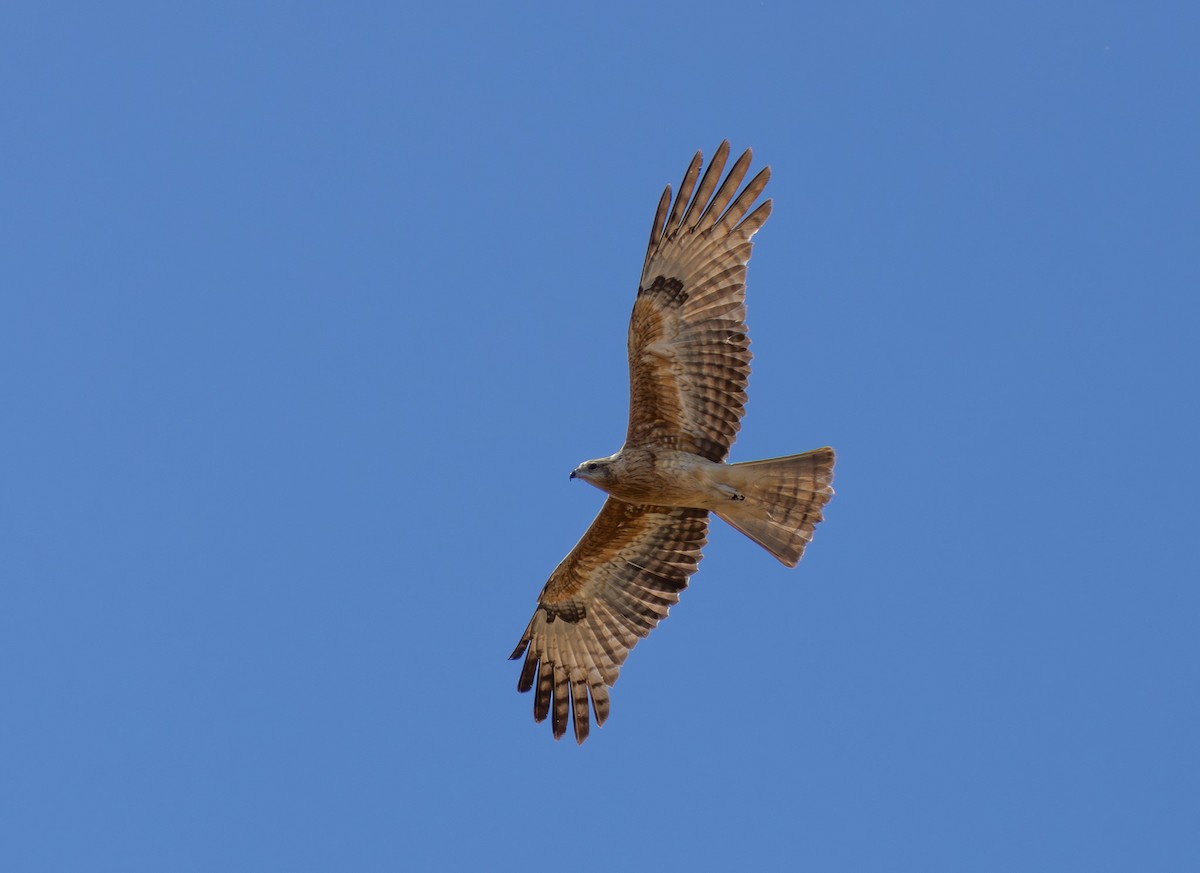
510, 142, 835, 744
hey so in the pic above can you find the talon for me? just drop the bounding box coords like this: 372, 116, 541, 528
714, 482, 746, 501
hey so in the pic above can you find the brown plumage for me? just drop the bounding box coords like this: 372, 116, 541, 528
510, 143, 835, 744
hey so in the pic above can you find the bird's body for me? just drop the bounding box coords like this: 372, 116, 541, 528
573, 447, 726, 507
511, 143, 835, 744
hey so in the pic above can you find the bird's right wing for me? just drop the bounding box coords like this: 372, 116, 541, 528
509, 498, 709, 744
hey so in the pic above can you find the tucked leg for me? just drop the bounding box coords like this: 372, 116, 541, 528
714, 482, 745, 501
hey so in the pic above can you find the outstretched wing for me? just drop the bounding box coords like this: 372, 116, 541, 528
626, 141, 772, 463
509, 499, 709, 744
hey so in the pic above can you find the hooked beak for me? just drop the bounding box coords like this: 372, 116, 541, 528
569, 470, 577, 480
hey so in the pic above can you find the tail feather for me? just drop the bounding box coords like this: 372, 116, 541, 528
713, 447, 835, 567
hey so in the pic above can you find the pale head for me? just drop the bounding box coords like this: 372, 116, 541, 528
570, 454, 618, 489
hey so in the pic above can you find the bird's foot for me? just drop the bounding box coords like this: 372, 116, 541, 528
715, 483, 745, 501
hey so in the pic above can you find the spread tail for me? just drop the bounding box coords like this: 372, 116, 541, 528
714, 447, 835, 567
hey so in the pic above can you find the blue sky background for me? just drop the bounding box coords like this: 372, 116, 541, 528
4, 2, 1198, 870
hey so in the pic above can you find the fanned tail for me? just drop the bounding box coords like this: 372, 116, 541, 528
714, 447, 835, 567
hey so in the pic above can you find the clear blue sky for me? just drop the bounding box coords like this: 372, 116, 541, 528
4, 3, 1197, 870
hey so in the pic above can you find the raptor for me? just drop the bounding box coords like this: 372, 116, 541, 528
510, 142, 835, 743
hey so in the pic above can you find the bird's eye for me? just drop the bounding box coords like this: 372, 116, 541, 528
587, 463, 598, 471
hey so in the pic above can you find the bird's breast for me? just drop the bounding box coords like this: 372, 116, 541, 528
605, 449, 722, 509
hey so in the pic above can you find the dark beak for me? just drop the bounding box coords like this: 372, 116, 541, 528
569, 470, 577, 480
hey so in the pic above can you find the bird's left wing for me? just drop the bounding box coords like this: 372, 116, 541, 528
509, 498, 709, 744
625, 142, 772, 462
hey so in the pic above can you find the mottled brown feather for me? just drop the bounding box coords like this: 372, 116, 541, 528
510, 498, 709, 744
629, 142, 771, 462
